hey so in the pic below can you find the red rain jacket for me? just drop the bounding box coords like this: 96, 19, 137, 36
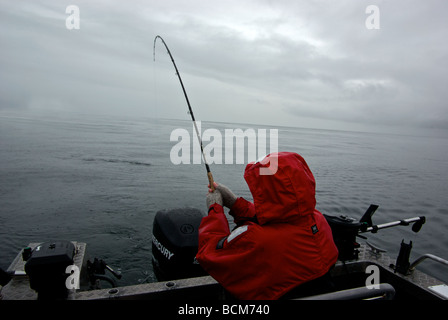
196, 152, 338, 300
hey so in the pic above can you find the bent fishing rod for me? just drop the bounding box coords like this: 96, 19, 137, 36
153, 35, 215, 191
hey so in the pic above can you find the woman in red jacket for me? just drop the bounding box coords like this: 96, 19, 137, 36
196, 152, 338, 300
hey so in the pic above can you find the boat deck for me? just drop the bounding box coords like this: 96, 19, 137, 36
1, 241, 447, 300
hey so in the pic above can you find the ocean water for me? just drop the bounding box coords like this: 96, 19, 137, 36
1, 111, 447, 286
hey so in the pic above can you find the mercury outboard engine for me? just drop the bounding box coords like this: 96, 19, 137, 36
152, 208, 207, 281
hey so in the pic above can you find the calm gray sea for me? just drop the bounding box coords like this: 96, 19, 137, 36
1, 111, 447, 286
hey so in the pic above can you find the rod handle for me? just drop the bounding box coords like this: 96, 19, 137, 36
207, 172, 215, 191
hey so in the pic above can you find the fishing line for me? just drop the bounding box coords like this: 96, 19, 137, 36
152, 48, 160, 122
153, 35, 215, 191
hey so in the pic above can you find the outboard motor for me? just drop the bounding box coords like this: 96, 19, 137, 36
23, 241, 75, 299
323, 214, 364, 261
324, 205, 379, 261
152, 208, 207, 281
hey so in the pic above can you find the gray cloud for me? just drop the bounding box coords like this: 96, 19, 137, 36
1, 0, 447, 134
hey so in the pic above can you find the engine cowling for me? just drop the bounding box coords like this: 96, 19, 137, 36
151, 208, 207, 281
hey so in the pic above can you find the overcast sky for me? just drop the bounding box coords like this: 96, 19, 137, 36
1, 0, 447, 134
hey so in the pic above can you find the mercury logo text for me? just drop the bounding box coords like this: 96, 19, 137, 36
152, 235, 174, 260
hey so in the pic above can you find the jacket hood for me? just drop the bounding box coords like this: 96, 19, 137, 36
243, 152, 317, 225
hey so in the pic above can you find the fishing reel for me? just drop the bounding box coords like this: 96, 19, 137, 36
324, 205, 426, 261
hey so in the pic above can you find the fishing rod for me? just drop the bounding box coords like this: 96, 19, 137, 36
153, 35, 215, 191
